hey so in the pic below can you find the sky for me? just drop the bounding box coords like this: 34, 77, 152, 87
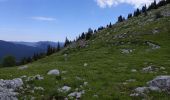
0, 0, 158, 42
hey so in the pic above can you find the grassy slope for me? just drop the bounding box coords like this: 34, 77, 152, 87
0, 5, 170, 100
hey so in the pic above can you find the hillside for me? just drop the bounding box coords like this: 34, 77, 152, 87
0, 4, 170, 100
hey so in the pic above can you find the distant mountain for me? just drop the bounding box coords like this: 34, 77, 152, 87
0, 40, 64, 61
0, 40, 43, 61
12, 41, 64, 50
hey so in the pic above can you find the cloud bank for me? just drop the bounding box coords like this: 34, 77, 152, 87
31, 16, 56, 21
96, 0, 160, 8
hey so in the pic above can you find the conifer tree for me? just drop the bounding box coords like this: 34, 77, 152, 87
109, 22, 112, 28
118, 15, 124, 22
127, 13, 132, 19
56, 42, 61, 52
47, 45, 52, 56
86, 28, 93, 40
134, 8, 141, 17
64, 37, 70, 47
81, 32, 85, 39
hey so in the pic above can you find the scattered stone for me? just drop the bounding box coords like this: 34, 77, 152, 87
134, 87, 149, 93
152, 28, 159, 34
130, 93, 140, 97
68, 90, 85, 99
142, 65, 158, 73
58, 86, 71, 92
148, 86, 161, 92
34, 87, 44, 91
18, 65, 28, 70
113, 33, 128, 39
121, 49, 133, 54
34, 74, 44, 80
93, 94, 99, 98
146, 41, 160, 49
26, 75, 44, 81
131, 69, 137, 72
160, 67, 166, 70
84, 63, 88, 67
122, 82, 128, 85
147, 76, 170, 92
84, 82, 88, 86
47, 69, 60, 76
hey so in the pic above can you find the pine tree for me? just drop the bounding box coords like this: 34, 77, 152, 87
64, 37, 70, 47
56, 42, 61, 52
26, 57, 32, 63
134, 8, 141, 17
98, 26, 104, 31
109, 22, 112, 28
81, 32, 85, 39
157, 0, 166, 7
127, 13, 132, 19
33, 53, 38, 61
148, 0, 157, 10
118, 15, 124, 22
86, 28, 93, 40
142, 5, 147, 16
47, 45, 52, 56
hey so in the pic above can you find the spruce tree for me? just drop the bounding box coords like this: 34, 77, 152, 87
81, 32, 85, 39
118, 15, 124, 22
134, 9, 141, 17
47, 45, 52, 56
86, 28, 93, 40
109, 22, 112, 28
127, 13, 132, 19
64, 37, 70, 47
56, 42, 61, 52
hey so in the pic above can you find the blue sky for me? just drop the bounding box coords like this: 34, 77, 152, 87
0, 0, 157, 42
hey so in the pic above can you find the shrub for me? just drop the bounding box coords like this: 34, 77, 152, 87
2, 56, 16, 67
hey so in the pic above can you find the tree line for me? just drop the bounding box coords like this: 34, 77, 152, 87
118, 0, 170, 23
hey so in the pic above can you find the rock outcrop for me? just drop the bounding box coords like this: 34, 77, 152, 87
0, 78, 23, 100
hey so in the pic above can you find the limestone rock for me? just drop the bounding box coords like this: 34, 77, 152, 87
147, 76, 170, 92
0, 78, 23, 100
58, 86, 71, 92
47, 69, 60, 76
18, 65, 28, 70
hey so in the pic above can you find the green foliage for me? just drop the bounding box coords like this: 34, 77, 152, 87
2, 56, 16, 67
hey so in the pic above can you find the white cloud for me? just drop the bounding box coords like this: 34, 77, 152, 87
31, 16, 56, 21
96, 0, 160, 8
